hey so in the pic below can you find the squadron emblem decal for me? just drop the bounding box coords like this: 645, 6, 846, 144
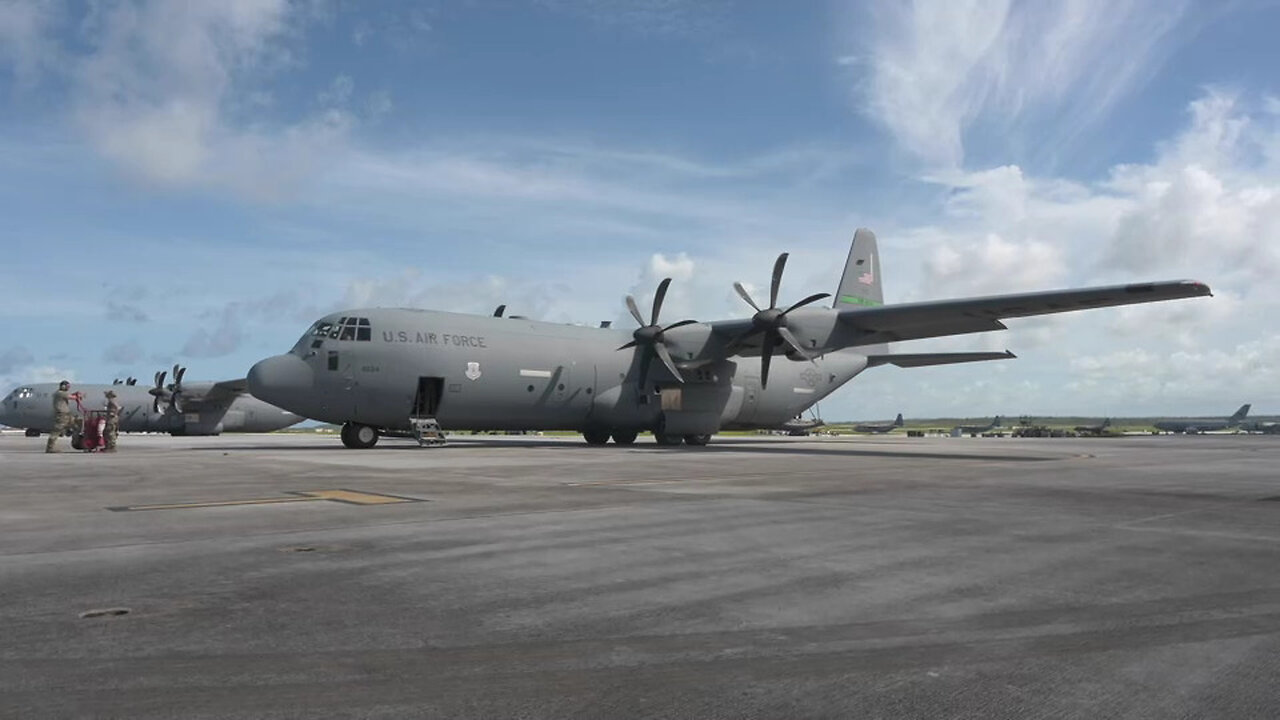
465, 361, 482, 381
800, 367, 820, 388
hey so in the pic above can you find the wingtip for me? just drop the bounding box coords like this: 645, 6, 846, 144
1181, 279, 1213, 296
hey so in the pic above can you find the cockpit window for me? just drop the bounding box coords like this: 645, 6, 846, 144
313, 322, 333, 337
329, 316, 373, 341
16, 387, 33, 399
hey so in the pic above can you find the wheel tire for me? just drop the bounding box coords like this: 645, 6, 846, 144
70, 433, 85, 451
25, 428, 40, 438
684, 434, 711, 447
583, 429, 610, 445
611, 430, 638, 445
341, 422, 379, 449
653, 432, 683, 446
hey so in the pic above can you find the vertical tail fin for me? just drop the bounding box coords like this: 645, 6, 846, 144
894, 413, 904, 427
834, 228, 883, 310
992, 416, 1002, 428
1230, 404, 1251, 422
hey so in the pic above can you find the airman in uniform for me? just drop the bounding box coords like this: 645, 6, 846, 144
45, 380, 82, 453
103, 389, 120, 452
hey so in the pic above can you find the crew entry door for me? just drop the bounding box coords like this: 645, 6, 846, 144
413, 377, 444, 418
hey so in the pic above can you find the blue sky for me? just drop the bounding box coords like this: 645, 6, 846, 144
3, 0, 1280, 421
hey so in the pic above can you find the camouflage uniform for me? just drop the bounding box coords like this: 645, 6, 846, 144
45, 383, 79, 453
104, 391, 120, 452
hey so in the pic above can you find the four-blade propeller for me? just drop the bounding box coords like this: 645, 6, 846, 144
618, 278, 697, 388
730, 253, 830, 389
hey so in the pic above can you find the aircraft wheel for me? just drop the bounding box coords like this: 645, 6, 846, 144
25, 428, 40, 437
611, 430, 638, 445
684, 434, 711, 447
653, 432, 683, 446
583, 429, 610, 445
70, 432, 85, 451
341, 422, 379, 449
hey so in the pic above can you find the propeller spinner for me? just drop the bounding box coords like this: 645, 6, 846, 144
618, 278, 696, 389
731, 253, 830, 389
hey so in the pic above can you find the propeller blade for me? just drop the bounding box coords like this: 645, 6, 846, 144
651, 278, 671, 326
661, 319, 697, 333
175, 366, 186, 385
769, 253, 788, 309
156, 370, 166, 388
617, 340, 639, 351
153, 397, 159, 414
777, 326, 813, 359
760, 332, 776, 389
653, 343, 684, 383
636, 349, 653, 390
733, 282, 760, 312
782, 292, 832, 315
493, 304, 506, 318
172, 364, 179, 383
625, 295, 646, 327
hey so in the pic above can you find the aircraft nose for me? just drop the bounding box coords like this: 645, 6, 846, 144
247, 354, 314, 411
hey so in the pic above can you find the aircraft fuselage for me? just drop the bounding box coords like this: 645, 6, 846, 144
249, 308, 868, 436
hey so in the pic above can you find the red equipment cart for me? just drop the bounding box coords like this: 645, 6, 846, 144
71, 397, 109, 452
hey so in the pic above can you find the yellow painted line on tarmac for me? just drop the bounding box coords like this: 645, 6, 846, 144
108, 489, 423, 512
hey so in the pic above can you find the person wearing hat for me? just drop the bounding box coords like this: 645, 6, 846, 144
45, 380, 83, 453
103, 389, 121, 453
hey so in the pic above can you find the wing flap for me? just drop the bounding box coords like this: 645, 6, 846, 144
866, 350, 1016, 368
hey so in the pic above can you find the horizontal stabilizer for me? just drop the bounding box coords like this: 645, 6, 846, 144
866, 350, 1016, 368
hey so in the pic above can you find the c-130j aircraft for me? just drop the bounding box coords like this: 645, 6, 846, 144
248, 229, 1212, 449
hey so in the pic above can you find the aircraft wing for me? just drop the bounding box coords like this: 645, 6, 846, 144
865, 350, 1016, 368
837, 280, 1211, 346
169, 379, 249, 410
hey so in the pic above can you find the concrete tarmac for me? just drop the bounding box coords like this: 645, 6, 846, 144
2, 431, 1279, 719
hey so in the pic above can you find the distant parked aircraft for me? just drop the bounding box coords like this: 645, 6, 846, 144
854, 413, 904, 434
954, 416, 1001, 435
1074, 418, 1112, 436
1153, 404, 1250, 434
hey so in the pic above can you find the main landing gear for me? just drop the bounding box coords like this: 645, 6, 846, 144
341, 422, 379, 449
581, 429, 709, 446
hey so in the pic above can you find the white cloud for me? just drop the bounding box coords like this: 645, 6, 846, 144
0, 0, 60, 85
0, 0, 373, 199
855, 0, 1191, 170
1067, 335, 1280, 410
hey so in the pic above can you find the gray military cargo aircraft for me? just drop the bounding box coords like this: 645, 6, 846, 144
247, 229, 1213, 449
854, 413, 904, 434
1074, 417, 1113, 435
0, 365, 304, 440
953, 416, 1002, 436
1153, 404, 1250, 434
